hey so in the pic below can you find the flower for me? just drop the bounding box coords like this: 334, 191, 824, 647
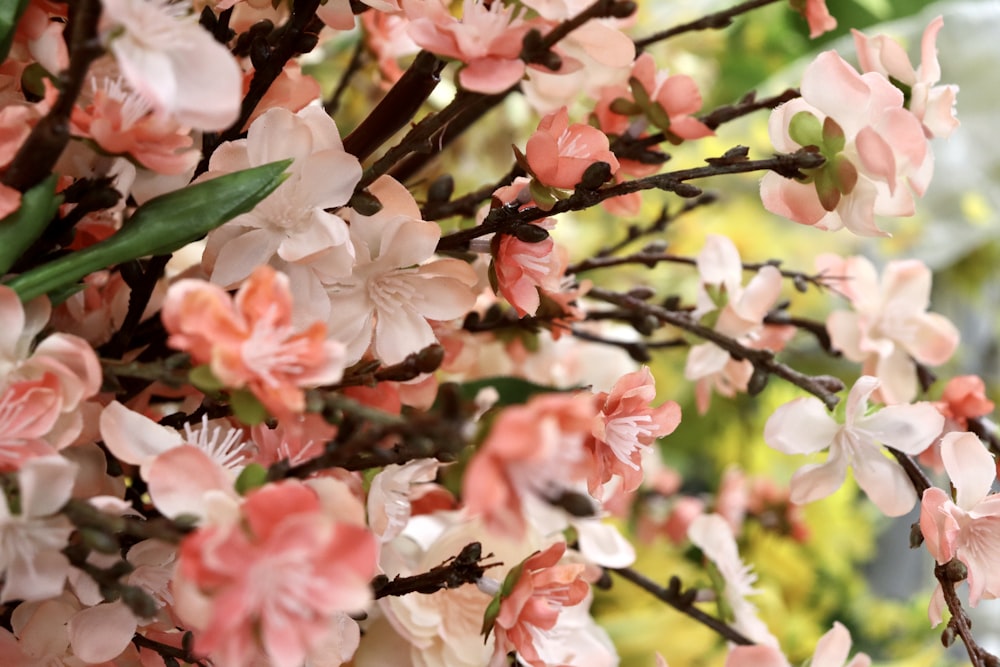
684, 235, 787, 413
485, 542, 590, 667
403, 0, 542, 94
524, 106, 620, 190
0, 456, 77, 602
0, 374, 63, 470
173, 480, 377, 667
761, 50, 932, 236
790, 0, 837, 39
688, 513, 777, 646
202, 105, 361, 292
724, 622, 870, 667
937, 375, 995, 429
853, 16, 959, 139
626, 53, 713, 141
328, 176, 478, 365
920, 432, 1000, 612
98, 0, 241, 130
820, 254, 959, 404
764, 375, 944, 516
586, 367, 681, 496
161, 265, 346, 419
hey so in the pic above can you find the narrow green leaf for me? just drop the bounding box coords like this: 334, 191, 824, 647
5, 159, 291, 302
0, 174, 61, 275
0, 0, 30, 63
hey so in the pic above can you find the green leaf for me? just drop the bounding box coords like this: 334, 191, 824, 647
189, 365, 225, 393
5, 160, 291, 302
0, 174, 61, 275
0, 0, 29, 63
230, 388, 269, 426
788, 111, 823, 149
234, 463, 269, 495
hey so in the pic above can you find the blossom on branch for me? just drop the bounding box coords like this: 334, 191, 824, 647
853, 16, 959, 139
161, 265, 346, 419
764, 375, 944, 516
524, 106, 620, 192
761, 50, 933, 236
920, 432, 1000, 617
819, 254, 959, 405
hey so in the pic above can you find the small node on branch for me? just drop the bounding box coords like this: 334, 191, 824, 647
349, 189, 383, 216
513, 224, 550, 243
705, 146, 750, 165
909, 522, 925, 548
548, 489, 597, 517
578, 161, 613, 190
669, 181, 703, 198
941, 626, 956, 648
938, 559, 969, 582
747, 367, 769, 395
626, 286, 656, 301
624, 342, 651, 362
427, 174, 455, 204
608, 0, 638, 18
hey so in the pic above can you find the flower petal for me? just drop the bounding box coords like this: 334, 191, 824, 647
941, 432, 996, 511
764, 397, 840, 455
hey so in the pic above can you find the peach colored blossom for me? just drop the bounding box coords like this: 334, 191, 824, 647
463, 392, 596, 538
524, 106, 620, 190
819, 254, 959, 404
853, 16, 958, 139
174, 481, 377, 667
586, 367, 681, 496
725, 622, 869, 667
362, 10, 421, 87
790, 0, 837, 39
161, 265, 346, 419
937, 375, 995, 428
70, 77, 199, 175
493, 231, 563, 317
240, 61, 322, 130
761, 51, 931, 236
629, 53, 713, 141
487, 542, 590, 667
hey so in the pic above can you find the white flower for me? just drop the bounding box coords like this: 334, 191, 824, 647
764, 375, 944, 516
99, 0, 242, 130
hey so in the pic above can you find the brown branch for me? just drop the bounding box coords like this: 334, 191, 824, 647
611, 568, 755, 645
324, 35, 368, 117
437, 148, 824, 252
2, 0, 103, 192
371, 542, 501, 599
634, 0, 783, 49
586, 286, 844, 408
421, 164, 525, 221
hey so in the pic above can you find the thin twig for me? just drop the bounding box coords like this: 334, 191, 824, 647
634, 0, 782, 50
324, 36, 367, 117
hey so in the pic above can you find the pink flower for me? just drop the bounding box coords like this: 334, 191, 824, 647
202, 105, 361, 291
920, 432, 1000, 612
98, 0, 241, 130
174, 481, 377, 667
628, 53, 713, 141
820, 254, 959, 404
403, 0, 543, 94
853, 16, 959, 139
684, 235, 786, 413
161, 265, 346, 419
486, 542, 591, 667
937, 375, 995, 428
790, 0, 837, 39
765, 375, 944, 517
725, 622, 869, 667
524, 106, 620, 190
493, 231, 565, 317
0, 374, 63, 470
586, 367, 681, 496
329, 176, 478, 365
761, 51, 932, 236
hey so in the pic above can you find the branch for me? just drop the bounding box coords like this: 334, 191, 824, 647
437, 148, 825, 252
634, 0, 783, 49
586, 286, 845, 408
324, 35, 367, 117
371, 542, 501, 599
421, 163, 525, 221
2, 0, 103, 192
611, 568, 755, 645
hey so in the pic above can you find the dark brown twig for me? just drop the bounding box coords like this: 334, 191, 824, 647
634, 0, 782, 50
371, 543, 500, 599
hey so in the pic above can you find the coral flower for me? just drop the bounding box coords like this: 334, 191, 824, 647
586, 367, 681, 496
161, 265, 346, 419
525, 107, 620, 190
174, 481, 377, 667
486, 542, 590, 667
